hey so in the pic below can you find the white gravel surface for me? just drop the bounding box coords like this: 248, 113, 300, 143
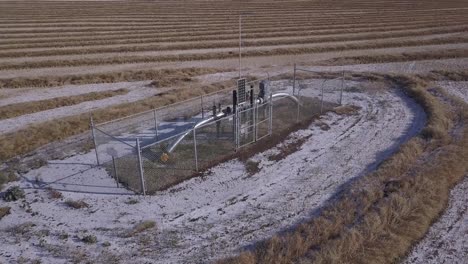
402, 176, 468, 264
436, 81, 468, 102
0, 82, 425, 263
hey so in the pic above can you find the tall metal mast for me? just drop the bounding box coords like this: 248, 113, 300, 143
239, 14, 242, 79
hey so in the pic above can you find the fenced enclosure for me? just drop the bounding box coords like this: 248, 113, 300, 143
92, 68, 347, 194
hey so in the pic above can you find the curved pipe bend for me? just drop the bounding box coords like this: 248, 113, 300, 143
166, 92, 299, 154
166, 111, 226, 153
271, 92, 300, 105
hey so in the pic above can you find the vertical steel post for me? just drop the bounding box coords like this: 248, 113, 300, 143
253, 102, 257, 141
193, 128, 198, 172
321, 81, 325, 114
238, 108, 242, 147
136, 138, 146, 196
232, 90, 237, 149
239, 15, 242, 79
296, 97, 300, 123
153, 109, 159, 139
268, 93, 273, 135
234, 110, 238, 150
90, 116, 100, 166
200, 95, 204, 119
293, 63, 296, 95
236, 109, 240, 149
112, 156, 119, 188
340, 71, 345, 105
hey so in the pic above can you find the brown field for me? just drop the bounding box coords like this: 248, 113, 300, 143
0, 89, 128, 120
0, 0, 467, 263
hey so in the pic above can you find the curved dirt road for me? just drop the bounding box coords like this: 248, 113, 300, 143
0, 81, 425, 263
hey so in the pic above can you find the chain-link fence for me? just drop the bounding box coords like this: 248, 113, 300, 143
293, 65, 346, 113
91, 68, 346, 194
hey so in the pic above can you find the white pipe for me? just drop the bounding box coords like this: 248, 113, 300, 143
166, 111, 227, 153
165, 92, 299, 154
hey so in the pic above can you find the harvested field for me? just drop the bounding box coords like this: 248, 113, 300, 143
1, 0, 467, 79
0, 0, 467, 264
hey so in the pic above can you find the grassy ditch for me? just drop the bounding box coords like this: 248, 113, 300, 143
0, 89, 128, 120
217, 74, 468, 264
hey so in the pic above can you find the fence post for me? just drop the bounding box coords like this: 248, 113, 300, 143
193, 128, 199, 172
235, 109, 239, 150
320, 81, 325, 114
296, 97, 300, 123
112, 156, 119, 188
200, 95, 204, 119
234, 110, 237, 150
293, 63, 296, 95
268, 92, 273, 135
253, 102, 257, 141
90, 116, 100, 166
340, 71, 345, 105
136, 138, 146, 196
153, 109, 159, 139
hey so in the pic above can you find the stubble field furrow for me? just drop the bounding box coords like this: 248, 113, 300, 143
2, 21, 467, 51
1, 26, 466, 59
1, 35, 467, 70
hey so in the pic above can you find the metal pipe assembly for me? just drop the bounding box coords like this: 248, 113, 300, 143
166, 111, 227, 153
161, 90, 299, 160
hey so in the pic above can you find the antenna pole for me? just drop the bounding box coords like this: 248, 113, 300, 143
239, 14, 242, 79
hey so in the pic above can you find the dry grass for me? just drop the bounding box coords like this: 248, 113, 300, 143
418, 70, 468, 81
244, 160, 261, 176
125, 220, 157, 237
332, 105, 361, 115
0, 206, 11, 220
81, 234, 97, 244
64, 199, 89, 209
218, 73, 468, 264
47, 188, 63, 199
0, 89, 128, 120
0, 170, 17, 190
0, 67, 221, 89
